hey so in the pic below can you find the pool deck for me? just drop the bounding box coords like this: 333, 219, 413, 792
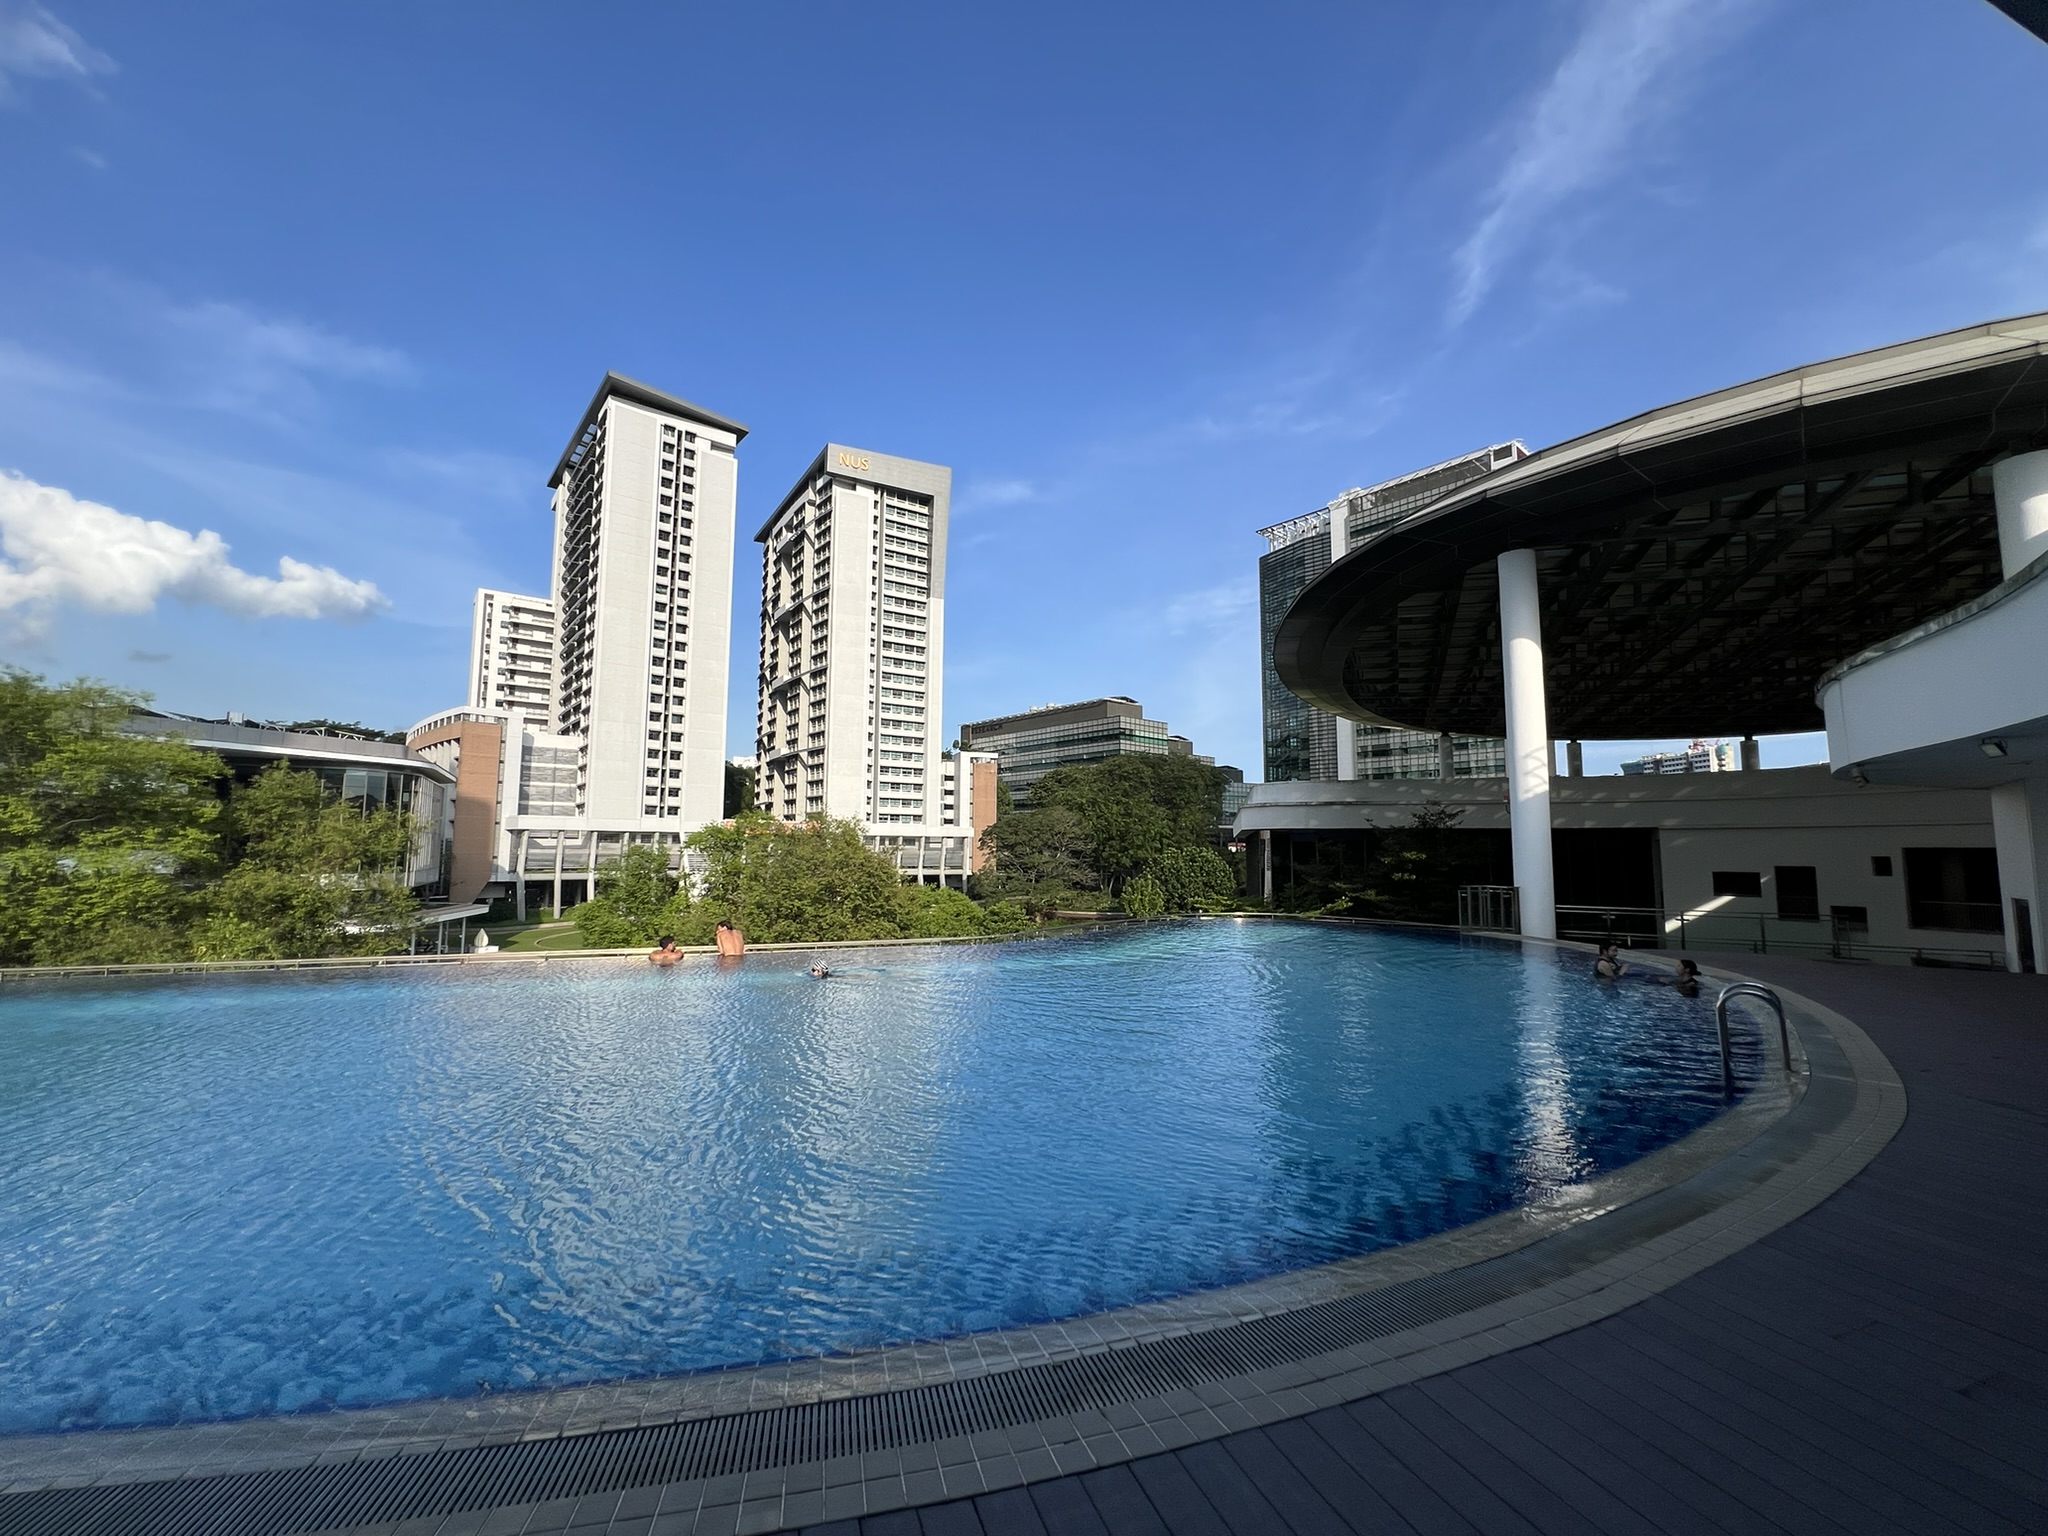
0, 955, 2040, 1535
786, 957, 2047, 1536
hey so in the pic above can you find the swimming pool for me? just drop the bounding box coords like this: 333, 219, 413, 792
0, 921, 1754, 1435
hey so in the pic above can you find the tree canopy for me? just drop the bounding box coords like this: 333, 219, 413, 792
573, 813, 1029, 948
0, 670, 424, 965
972, 753, 1239, 913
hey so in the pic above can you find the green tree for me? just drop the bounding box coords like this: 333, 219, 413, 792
1119, 873, 1166, 917
973, 802, 1099, 908
980, 753, 1233, 903
688, 814, 907, 943
1146, 844, 1237, 912
722, 759, 757, 818
196, 762, 420, 959
894, 884, 990, 938
0, 670, 224, 965
574, 843, 688, 947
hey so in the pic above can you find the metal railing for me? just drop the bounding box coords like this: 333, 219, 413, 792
1458, 885, 1520, 932
1714, 982, 1791, 1098
1551, 903, 2002, 969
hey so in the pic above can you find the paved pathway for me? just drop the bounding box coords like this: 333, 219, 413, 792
793, 959, 2048, 1536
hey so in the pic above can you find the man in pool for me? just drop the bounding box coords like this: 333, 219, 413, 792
808, 963, 832, 978
648, 936, 681, 966
714, 920, 745, 958
1594, 941, 1627, 980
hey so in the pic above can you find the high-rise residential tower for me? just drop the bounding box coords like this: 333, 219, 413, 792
754, 446, 951, 828
469, 589, 557, 723
1259, 444, 1526, 783
549, 373, 745, 826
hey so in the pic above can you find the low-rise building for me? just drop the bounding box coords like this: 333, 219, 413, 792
129, 709, 453, 892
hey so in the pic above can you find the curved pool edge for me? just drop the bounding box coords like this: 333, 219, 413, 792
0, 948, 1905, 1536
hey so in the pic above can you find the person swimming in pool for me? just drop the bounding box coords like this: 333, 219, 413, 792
714, 920, 745, 959
648, 935, 681, 966
809, 964, 832, 978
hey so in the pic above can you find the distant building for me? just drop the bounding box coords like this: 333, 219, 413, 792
414, 373, 748, 917
754, 445, 951, 828
1259, 445, 1525, 784
469, 590, 557, 724
959, 697, 1171, 800
130, 708, 452, 892
1621, 741, 1739, 776
548, 373, 744, 826
749, 445, 984, 884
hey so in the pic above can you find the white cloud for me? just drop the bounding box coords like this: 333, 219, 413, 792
0, 2, 112, 99
161, 299, 412, 419
954, 477, 1037, 514
0, 470, 386, 628
1163, 579, 1256, 635
1449, 0, 1765, 325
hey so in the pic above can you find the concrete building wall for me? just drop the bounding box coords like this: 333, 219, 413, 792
1236, 767, 2005, 962
551, 392, 739, 830
469, 590, 556, 723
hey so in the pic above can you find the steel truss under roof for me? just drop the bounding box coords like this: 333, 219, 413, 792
1273, 314, 2048, 741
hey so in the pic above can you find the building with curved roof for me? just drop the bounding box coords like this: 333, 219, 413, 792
1259, 313, 2048, 969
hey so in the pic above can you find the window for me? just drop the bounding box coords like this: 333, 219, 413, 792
1775, 866, 1820, 922
1903, 847, 2003, 933
1711, 871, 1762, 899
1871, 855, 1893, 877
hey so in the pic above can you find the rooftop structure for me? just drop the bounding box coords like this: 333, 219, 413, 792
1269, 311, 2048, 967
1620, 741, 1739, 775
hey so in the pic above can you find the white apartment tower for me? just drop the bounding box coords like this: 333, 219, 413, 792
547, 374, 745, 826
469, 589, 557, 723
755, 446, 951, 827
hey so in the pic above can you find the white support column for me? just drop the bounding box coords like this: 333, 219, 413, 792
1989, 450, 2048, 972
1989, 773, 2048, 974
1991, 448, 2048, 577
1497, 549, 1557, 940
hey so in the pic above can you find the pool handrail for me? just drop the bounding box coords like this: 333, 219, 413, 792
1714, 982, 1791, 1097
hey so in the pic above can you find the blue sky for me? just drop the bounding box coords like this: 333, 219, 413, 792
2, 0, 2046, 775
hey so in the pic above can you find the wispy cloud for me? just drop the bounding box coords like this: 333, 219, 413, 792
0, 2, 112, 100
1449, 0, 1766, 325
0, 470, 387, 632
161, 298, 413, 420
1163, 579, 1255, 636
953, 477, 1037, 515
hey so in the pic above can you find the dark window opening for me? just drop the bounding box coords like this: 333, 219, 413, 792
1871, 855, 1893, 877
1712, 870, 1762, 899
1903, 847, 2003, 933
1776, 865, 1821, 922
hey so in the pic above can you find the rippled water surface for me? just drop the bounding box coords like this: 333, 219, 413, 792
0, 922, 1755, 1434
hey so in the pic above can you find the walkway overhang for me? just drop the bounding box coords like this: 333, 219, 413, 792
1274, 314, 2048, 740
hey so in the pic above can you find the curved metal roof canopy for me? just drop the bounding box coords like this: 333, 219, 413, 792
1273, 314, 2048, 740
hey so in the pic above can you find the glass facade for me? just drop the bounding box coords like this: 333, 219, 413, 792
1259, 517, 1338, 782
1259, 446, 1523, 784
959, 702, 1171, 802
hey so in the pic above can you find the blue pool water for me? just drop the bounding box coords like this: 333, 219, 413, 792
0, 921, 1755, 1435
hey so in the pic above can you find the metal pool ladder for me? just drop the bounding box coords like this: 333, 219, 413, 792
1714, 983, 1792, 1097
